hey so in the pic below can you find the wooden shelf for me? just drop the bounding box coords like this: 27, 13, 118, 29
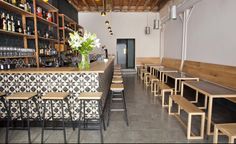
0, 29, 35, 38
59, 14, 76, 24
36, 0, 58, 11
0, 55, 35, 59
38, 36, 58, 42
0, 0, 34, 16
36, 16, 58, 27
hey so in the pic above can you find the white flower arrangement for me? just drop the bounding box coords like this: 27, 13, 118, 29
68, 31, 101, 55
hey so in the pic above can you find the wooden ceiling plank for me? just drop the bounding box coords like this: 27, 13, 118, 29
82, 0, 91, 11
157, 0, 170, 11
128, 0, 132, 11
150, 0, 159, 11
92, 0, 99, 11
143, 0, 151, 11
120, 0, 123, 11
135, 0, 142, 11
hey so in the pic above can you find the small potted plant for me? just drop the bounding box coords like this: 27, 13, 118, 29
68, 31, 101, 70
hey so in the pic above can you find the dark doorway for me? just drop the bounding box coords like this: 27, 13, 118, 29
116, 39, 135, 69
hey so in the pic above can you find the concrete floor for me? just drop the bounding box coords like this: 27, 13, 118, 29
0, 74, 230, 143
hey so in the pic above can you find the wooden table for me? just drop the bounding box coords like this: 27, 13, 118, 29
153, 67, 178, 81
164, 72, 199, 95
181, 81, 236, 135
150, 65, 164, 75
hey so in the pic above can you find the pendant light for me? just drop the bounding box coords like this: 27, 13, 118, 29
101, 0, 106, 16
153, 13, 159, 30
145, 14, 150, 35
108, 26, 111, 30
105, 20, 109, 25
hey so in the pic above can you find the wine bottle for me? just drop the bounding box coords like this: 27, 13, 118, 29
6, 14, 12, 31
11, 16, 15, 32
27, 26, 31, 35
15, 20, 22, 33
11, 0, 17, 6
18, 0, 26, 10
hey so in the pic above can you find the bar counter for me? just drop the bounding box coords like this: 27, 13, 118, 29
0, 58, 114, 120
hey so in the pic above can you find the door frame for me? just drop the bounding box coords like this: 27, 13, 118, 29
116, 38, 136, 69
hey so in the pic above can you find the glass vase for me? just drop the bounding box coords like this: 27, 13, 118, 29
78, 53, 90, 70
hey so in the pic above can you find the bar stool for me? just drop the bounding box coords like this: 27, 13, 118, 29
78, 92, 105, 143
112, 77, 123, 84
41, 92, 74, 144
5, 92, 40, 143
113, 74, 122, 78
107, 84, 128, 127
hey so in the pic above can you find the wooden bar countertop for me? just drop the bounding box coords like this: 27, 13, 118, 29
0, 58, 114, 74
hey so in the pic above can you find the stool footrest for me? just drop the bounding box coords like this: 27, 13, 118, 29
44, 127, 65, 130
112, 98, 123, 101
8, 127, 29, 130
111, 109, 125, 112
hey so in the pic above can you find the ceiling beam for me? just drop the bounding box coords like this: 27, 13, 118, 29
143, 0, 151, 11
82, 0, 91, 11
157, 0, 170, 11
92, 0, 99, 11
69, 0, 81, 11
128, 0, 132, 11
150, 0, 159, 11
120, 0, 123, 11
135, 0, 142, 11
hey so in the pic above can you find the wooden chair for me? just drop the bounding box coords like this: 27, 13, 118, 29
169, 95, 205, 140
213, 123, 236, 143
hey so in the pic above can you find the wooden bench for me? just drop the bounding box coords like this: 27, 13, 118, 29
169, 95, 205, 140
214, 123, 236, 143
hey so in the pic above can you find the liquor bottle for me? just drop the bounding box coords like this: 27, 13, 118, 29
18, 0, 26, 10
1, 13, 7, 30
6, 14, 12, 31
11, 0, 17, 6
11, 16, 15, 32
15, 20, 22, 33
26, 26, 31, 35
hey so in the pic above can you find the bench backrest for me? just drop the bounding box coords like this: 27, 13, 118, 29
182, 60, 236, 90
136, 57, 161, 65
161, 57, 182, 71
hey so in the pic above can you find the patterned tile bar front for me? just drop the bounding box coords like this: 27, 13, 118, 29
0, 59, 114, 120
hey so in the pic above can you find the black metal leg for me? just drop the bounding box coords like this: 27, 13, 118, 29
5, 100, 11, 144
41, 100, 46, 144
66, 98, 75, 131
50, 100, 54, 129
101, 99, 106, 131
78, 100, 82, 143
61, 100, 66, 144
107, 91, 113, 127
83, 100, 86, 128
26, 100, 31, 143
32, 96, 41, 120
18, 100, 24, 127
98, 100, 104, 143
122, 90, 129, 126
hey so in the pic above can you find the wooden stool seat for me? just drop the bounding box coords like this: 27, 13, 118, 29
41, 92, 69, 100
113, 74, 122, 78
6, 92, 37, 100
114, 72, 122, 75
214, 123, 236, 143
159, 83, 172, 90
79, 92, 103, 100
112, 77, 123, 83
0, 92, 5, 97
110, 84, 124, 91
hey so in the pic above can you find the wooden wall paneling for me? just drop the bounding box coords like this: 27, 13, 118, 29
161, 57, 182, 70
136, 57, 161, 66
182, 60, 236, 90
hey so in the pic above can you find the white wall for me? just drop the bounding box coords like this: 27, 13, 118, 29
78, 12, 160, 58
163, 0, 236, 66
164, 17, 183, 59
187, 0, 236, 66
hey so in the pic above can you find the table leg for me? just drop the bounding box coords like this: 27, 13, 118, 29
213, 125, 218, 143
174, 79, 177, 95
207, 97, 213, 135
181, 82, 184, 96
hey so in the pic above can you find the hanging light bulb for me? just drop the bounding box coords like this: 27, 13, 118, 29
153, 19, 159, 30
109, 30, 112, 33
110, 33, 113, 35
101, 11, 106, 16
170, 5, 177, 20
105, 20, 109, 25
108, 26, 111, 30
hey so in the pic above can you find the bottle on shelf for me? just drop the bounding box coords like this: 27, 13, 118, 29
15, 20, 23, 33
6, 14, 12, 31
26, 26, 31, 35
11, 0, 17, 6
18, 0, 26, 10
11, 16, 15, 32
1, 12, 7, 30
